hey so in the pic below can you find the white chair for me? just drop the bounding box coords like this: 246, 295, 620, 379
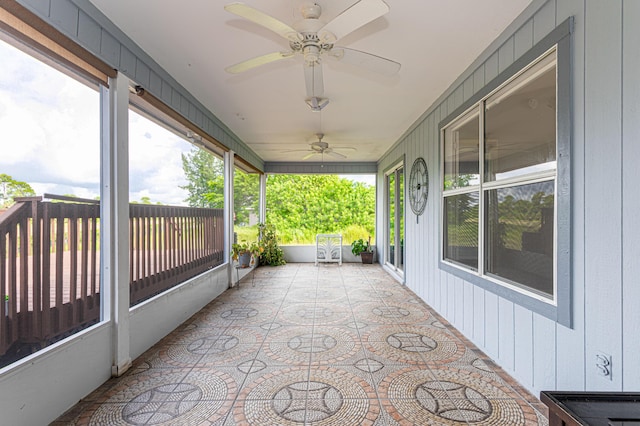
315, 234, 342, 266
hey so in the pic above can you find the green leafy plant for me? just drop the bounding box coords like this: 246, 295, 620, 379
351, 236, 373, 256
231, 240, 262, 261
258, 223, 286, 266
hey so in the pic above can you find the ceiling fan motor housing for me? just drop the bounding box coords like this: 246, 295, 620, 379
291, 13, 334, 65
311, 141, 329, 152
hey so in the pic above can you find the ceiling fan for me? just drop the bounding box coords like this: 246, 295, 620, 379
282, 133, 357, 160
224, 0, 400, 108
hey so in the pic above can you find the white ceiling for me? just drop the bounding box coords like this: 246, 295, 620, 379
89, 0, 532, 164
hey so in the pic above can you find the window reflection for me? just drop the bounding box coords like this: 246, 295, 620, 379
485, 181, 554, 297
443, 111, 479, 190
443, 192, 479, 270
485, 53, 556, 182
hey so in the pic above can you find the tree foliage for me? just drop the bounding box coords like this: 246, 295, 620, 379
181, 148, 223, 208
180, 148, 376, 245
0, 174, 36, 208
181, 148, 259, 225
265, 174, 375, 244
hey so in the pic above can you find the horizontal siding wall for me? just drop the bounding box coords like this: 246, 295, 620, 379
17, 0, 264, 171
378, 0, 640, 396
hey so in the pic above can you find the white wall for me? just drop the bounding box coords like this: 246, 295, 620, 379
281, 245, 378, 263
378, 0, 640, 397
0, 324, 112, 425
130, 265, 229, 359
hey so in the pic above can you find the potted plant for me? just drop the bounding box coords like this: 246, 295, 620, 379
232, 241, 263, 268
258, 223, 286, 266
351, 236, 374, 264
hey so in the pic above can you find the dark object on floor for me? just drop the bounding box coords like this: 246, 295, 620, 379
541, 391, 640, 426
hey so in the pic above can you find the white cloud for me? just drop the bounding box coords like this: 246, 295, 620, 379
0, 40, 100, 189
129, 111, 192, 205
1, 39, 192, 206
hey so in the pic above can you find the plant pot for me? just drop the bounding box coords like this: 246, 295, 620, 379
360, 251, 374, 264
238, 252, 251, 268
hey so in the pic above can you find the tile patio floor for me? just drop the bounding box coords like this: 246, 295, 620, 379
53, 263, 548, 425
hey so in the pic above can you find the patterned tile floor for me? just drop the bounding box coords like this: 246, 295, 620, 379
53, 264, 549, 425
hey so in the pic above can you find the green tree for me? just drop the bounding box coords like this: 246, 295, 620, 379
0, 173, 36, 208
181, 148, 223, 208
234, 169, 259, 226
180, 147, 259, 224
265, 175, 375, 244
180, 148, 376, 244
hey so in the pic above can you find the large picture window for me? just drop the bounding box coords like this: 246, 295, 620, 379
442, 48, 558, 301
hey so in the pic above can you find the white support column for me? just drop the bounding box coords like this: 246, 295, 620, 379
102, 73, 131, 377
224, 151, 235, 287
259, 173, 267, 225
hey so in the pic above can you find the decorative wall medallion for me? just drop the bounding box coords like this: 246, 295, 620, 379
409, 157, 429, 223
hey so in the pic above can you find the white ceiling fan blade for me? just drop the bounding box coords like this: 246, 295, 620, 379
302, 151, 320, 160
333, 146, 358, 152
225, 51, 294, 73
304, 63, 324, 98
275, 149, 314, 153
224, 3, 300, 42
328, 47, 400, 76
326, 149, 347, 159
318, 0, 389, 43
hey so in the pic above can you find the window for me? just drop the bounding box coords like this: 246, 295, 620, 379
442, 48, 559, 301
126, 100, 227, 306
0, 31, 102, 367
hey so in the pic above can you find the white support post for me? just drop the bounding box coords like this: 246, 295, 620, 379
102, 73, 131, 377
224, 151, 235, 287
259, 173, 267, 226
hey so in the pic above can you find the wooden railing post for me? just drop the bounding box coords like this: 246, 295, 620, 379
31, 198, 42, 340
41, 202, 51, 339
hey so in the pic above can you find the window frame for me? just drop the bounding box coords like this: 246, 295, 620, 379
384, 157, 405, 279
438, 18, 573, 327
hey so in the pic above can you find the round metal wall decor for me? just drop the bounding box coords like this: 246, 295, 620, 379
409, 157, 428, 221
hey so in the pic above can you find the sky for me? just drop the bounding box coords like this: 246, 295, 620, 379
0, 39, 374, 206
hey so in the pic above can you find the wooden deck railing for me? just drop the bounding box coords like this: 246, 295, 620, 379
0, 196, 224, 360
0, 196, 101, 359
129, 204, 224, 305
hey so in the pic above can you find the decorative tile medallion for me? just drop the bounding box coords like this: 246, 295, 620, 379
364, 326, 465, 365
380, 366, 538, 425
85, 369, 235, 425
356, 302, 430, 325
235, 367, 375, 425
